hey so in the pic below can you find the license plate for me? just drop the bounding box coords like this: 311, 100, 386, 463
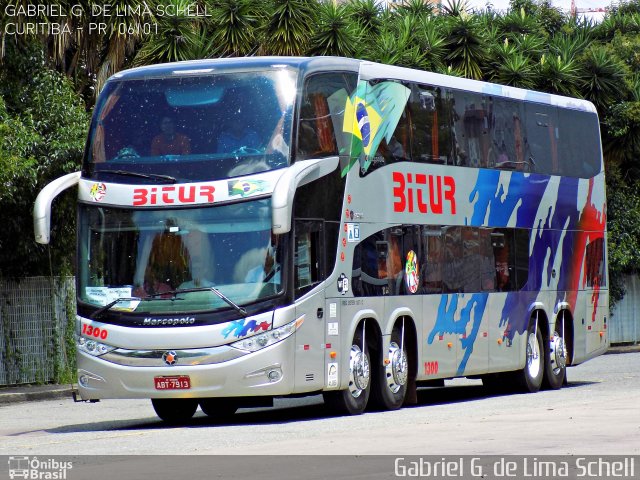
154, 376, 191, 390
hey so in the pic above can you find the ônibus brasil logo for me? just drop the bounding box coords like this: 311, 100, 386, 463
8, 456, 73, 479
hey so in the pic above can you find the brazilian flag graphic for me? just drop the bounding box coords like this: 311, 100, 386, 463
341, 80, 411, 177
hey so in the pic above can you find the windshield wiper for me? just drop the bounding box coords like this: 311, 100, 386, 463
90, 287, 248, 320
147, 287, 248, 317
98, 169, 177, 184
90, 297, 147, 320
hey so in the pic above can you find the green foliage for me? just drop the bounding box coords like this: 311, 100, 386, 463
133, 0, 205, 65
208, 0, 266, 57
605, 164, 640, 304
346, 0, 383, 36
580, 44, 628, 111
492, 51, 537, 89
444, 14, 487, 80
0, 42, 88, 278
309, 2, 361, 57
537, 53, 581, 97
262, 0, 316, 56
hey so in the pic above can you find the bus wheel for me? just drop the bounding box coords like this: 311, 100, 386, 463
323, 330, 371, 415
516, 323, 544, 393
199, 398, 238, 419
151, 398, 198, 424
371, 328, 408, 410
543, 328, 566, 390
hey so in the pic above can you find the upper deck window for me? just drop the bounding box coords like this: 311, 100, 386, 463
84, 68, 297, 182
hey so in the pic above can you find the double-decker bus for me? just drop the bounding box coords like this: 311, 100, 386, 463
34, 57, 608, 422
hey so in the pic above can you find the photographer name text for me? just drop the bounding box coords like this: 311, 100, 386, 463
4, 3, 209, 36
394, 457, 635, 478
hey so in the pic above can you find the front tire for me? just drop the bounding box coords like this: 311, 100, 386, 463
323, 329, 371, 415
199, 398, 238, 419
370, 328, 408, 410
516, 322, 544, 393
151, 398, 198, 424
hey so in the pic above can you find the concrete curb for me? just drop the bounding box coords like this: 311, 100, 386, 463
0, 384, 74, 405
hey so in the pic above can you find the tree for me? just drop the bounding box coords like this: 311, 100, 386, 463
208, 0, 267, 57
309, 1, 361, 57
261, 0, 316, 56
0, 42, 88, 277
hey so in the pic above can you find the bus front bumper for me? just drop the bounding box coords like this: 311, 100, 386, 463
75, 334, 296, 400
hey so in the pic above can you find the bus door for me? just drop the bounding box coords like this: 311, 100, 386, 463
293, 219, 327, 391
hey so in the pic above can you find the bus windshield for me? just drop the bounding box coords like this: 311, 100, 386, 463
83, 68, 297, 182
77, 199, 285, 315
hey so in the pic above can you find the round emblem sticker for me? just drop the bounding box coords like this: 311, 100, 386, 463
405, 250, 419, 294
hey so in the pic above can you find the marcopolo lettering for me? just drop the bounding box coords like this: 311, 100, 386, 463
392, 171, 456, 215
133, 185, 215, 206
143, 317, 196, 326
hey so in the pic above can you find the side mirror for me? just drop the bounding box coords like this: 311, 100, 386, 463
33, 171, 81, 244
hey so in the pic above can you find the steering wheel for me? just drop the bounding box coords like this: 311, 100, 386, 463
232, 146, 262, 155
114, 147, 140, 160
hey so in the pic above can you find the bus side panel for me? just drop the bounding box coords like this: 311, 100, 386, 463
293, 290, 327, 393
421, 295, 458, 380
582, 288, 609, 363
488, 292, 520, 373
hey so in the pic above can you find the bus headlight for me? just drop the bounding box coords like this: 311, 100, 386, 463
77, 336, 116, 357
230, 316, 304, 352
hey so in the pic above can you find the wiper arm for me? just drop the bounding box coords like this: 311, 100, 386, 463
147, 287, 248, 317
90, 297, 144, 320
98, 169, 177, 184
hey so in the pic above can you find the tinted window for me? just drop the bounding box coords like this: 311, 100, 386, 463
353, 225, 530, 296
296, 72, 357, 161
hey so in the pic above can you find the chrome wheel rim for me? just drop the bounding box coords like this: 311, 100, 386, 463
348, 344, 370, 398
549, 331, 566, 375
386, 342, 408, 394
526, 331, 541, 379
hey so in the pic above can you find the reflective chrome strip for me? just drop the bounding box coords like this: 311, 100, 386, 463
100, 345, 246, 367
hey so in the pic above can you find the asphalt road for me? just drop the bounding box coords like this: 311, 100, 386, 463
1, 352, 638, 458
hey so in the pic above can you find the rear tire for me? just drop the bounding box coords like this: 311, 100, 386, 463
543, 326, 567, 390
199, 398, 238, 419
370, 327, 408, 410
323, 329, 371, 415
515, 322, 544, 393
151, 398, 198, 424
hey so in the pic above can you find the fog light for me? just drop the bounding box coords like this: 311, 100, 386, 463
79, 375, 89, 387
267, 369, 282, 382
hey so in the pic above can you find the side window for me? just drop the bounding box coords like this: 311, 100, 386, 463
421, 226, 444, 294
514, 228, 530, 290
491, 98, 526, 171
452, 91, 492, 168
492, 228, 529, 291
296, 72, 356, 161
372, 101, 412, 169
585, 237, 606, 287
409, 84, 455, 165
352, 232, 386, 297
443, 226, 463, 293
558, 109, 601, 178
294, 220, 324, 298
492, 229, 514, 291
524, 103, 559, 174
